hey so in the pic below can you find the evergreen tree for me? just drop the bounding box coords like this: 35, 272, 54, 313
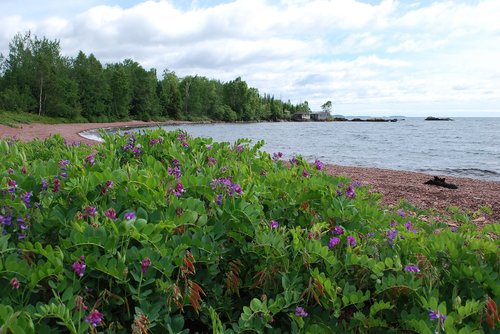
105, 63, 131, 120
72, 51, 110, 121
158, 70, 182, 119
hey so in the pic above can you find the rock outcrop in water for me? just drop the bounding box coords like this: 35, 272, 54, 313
425, 116, 453, 121
424, 176, 458, 189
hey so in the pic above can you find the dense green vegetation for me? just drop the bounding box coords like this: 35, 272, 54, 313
0, 32, 312, 123
0, 129, 498, 333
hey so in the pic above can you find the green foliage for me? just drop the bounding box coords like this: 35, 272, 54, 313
0, 32, 298, 124
0, 130, 498, 333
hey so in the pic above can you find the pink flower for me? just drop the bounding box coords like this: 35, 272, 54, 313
105, 208, 117, 220
72, 256, 86, 277
347, 235, 356, 247
141, 258, 152, 273
10, 277, 20, 289
314, 159, 324, 170
86, 309, 104, 327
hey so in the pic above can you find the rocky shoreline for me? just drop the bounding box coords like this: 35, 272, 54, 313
1, 121, 498, 224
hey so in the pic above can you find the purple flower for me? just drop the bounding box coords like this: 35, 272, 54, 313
404, 265, 420, 273
397, 209, 406, 217
232, 183, 242, 195
85, 206, 97, 217
270, 220, 279, 229
211, 177, 242, 197
295, 306, 308, 317
52, 178, 61, 193
346, 186, 356, 199
235, 144, 244, 152
17, 218, 28, 230
347, 235, 357, 247
0, 215, 12, 226
10, 277, 20, 289
332, 226, 344, 235
7, 179, 17, 193
20, 191, 33, 207
314, 159, 324, 170
41, 179, 49, 191
215, 194, 223, 205
387, 229, 398, 247
207, 156, 217, 166
174, 182, 186, 197
141, 257, 151, 273
59, 160, 70, 167
101, 180, 114, 194
428, 309, 446, 327
403, 221, 417, 233
206, 144, 212, 150
149, 138, 163, 146
302, 170, 309, 178
7, 168, 14, 174
72, 256, 86, 277
328, 237, 341, 249
272, 152, 283, 161
133, 146, 142, 156
85, 154, 95, 166
86, 309, 104, 327
168, 166, 182, 179
105, 208, 117, 220
289, 156, 299, 165
124, 212, 136, 220
450, 226, 457, 233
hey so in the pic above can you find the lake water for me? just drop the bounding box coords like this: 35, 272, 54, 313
85, 118, 500, 181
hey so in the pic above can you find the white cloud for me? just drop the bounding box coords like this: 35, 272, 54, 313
0, 0, 499, 116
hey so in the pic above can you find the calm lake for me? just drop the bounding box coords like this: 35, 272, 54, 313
84, 117, 500, 181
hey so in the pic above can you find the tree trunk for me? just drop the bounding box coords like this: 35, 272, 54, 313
38, 76, 43, 116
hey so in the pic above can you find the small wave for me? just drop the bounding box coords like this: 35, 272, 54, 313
421, 168, 500, 181
79, 130, 104, 143
445, 168, 499, 176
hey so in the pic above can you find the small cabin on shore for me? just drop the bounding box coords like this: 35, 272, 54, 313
310, 111, 329, 121
292, 113, 310, 121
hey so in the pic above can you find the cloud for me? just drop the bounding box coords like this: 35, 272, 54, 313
0, 0, 499, 116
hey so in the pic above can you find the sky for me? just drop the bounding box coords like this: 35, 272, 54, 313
1, 0, 499, 117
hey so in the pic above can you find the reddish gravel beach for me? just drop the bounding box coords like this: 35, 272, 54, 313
1, 121, 499, 223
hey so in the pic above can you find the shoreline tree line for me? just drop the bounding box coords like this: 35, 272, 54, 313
0, 32, 313, 123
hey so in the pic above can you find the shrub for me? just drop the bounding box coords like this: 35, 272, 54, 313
0, 130, 498, 333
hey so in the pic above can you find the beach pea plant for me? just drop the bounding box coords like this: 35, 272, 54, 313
0, 129, 498, 333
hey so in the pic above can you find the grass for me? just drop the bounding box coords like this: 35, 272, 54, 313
0, 110, 74, 127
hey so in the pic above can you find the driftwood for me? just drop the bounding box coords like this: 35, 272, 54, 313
424, 176, 458, 189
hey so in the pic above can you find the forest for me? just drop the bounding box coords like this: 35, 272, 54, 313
0, 32, 312, 123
